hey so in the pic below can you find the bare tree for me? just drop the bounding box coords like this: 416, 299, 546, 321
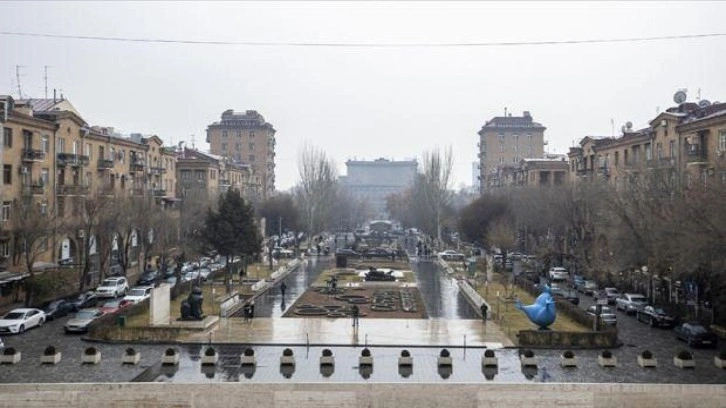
412, 147, 453, 242
295, 143, 338, 246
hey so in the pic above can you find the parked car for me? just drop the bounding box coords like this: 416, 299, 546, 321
272, 247, 295, 259
603, 287, 620, 305
0, 308, 46, 333
99, 299, 133, 314
674, 322, 718, 348
363, 248, 395, 259
68, 291, 99, 311
586, 305, 617, 326
636, 305, 677, 328
64, 308, 104, 334
437, 250, 465, 261
615, 293, 648, 314
197, 267, 212, 280
137, 270, 159, 286
552, 288, 580, 305
42, 299, 74, 321
0, 337, 4, 349
336, 248, 361, 258
95, 277, 129, 298
164, 276, 178, 287
580, 280, 598, 296
548, 267, 568, 281
182, 270, 201, 282
123, 286, 153, 304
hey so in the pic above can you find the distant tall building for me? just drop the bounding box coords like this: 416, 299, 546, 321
478, 110, 546, 191
206, 110, 276, 200
340, 158, 418, 220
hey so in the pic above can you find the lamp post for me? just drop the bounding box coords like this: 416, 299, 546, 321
642, 265, 651, 303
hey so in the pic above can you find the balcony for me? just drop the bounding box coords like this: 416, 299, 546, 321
57, 184, 89, 196
22, 149, 46, 162
97, 159, 114, 170
152, 189, 167, 197
130, 160, 144, 172
686, 146, 707, 163
219, 179, 231, 186
598, 166, 610, 177
57, 153, 89, 167
647, 157, 676, 169
21, 183, 45, 196
149, 166, 167, 175
100, 185, 115, 196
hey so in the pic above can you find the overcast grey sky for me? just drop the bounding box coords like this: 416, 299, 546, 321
2, 1, 725, 190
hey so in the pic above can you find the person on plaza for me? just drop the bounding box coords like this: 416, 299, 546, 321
280, 281, 287, 297
249, 300, 255, 321
480, 303, 488, 324
351, 304, 360, 328
242, 302, 251, 323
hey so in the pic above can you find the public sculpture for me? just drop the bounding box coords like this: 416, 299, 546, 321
180, 286, 204, 321
515, 284, 556, 330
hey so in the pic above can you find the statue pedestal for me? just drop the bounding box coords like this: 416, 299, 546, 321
171, 315, 219, 331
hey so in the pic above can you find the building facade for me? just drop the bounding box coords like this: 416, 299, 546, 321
340, 158, 418, 220
176, 148, 262, 204
206, 110, 276, 201
478, 111, 546, 192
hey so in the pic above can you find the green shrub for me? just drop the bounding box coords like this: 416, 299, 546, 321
165, 348, 176, 356
204, 347, 216, 357
84, 347, 97, 356
522, 349, 534, 358
440, 349, 450, 358
601, 350, 612, 359
43, 346, 56, 356
717, 350, 726, 360
484, 349, 495, 358
641, 350, 653, 359
400, 350, 410, 357
282, 348, 293, 357
562, 350, 575, 359
125, 348, 137, 356
677, 350, 693, 360
244, 348, 254, 357
322, 349, 333, 357
2, 348, 16, 355
361, 348, 371, 357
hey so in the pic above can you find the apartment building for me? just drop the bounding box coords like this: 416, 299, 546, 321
176, 148, 262, 204
206, 109, 276, 201
568, 100, 726, 190
0, 95, 178, 305
478, 111, 546, 192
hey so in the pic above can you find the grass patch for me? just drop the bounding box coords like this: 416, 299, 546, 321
474, 275, 587, 346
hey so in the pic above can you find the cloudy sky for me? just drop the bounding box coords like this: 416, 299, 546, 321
2, 1, 725, 190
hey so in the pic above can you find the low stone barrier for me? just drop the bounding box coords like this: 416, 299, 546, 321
518, 329, 620, 349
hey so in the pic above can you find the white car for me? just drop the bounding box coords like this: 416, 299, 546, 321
95, 277, 129, 298
615, 293, 648, 314
438, 250, 465, 261
548, 267, 568, 281
123, 286, 153, 304
0, 308, 46, 333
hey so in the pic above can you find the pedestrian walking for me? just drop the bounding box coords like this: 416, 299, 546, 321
280, 281, 287, 297
249, 300, 255, 321
480, 302, 488, 323
351, 304, 360, 328
243, 302, 251, 323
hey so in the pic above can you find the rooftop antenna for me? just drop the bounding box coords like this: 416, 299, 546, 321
610, 118, 614, 137
15, 65, 26, 99
190, 134, 196, 150
504, 107, 507, 117
697, 88, 701, 101
44, 65, 54, 99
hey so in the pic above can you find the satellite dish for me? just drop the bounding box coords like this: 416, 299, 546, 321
699, 99, 712, 108
674, 91, 687, 104
625, 121, 633, 130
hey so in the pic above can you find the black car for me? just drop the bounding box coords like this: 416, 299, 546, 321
636, 306, 677, 328
674, 322, 718, 348
137, 270, 159, 286
42, 299, 74, 320
362, 248, 395, 259
68, 291, 98, 311
336, 248, 361, 258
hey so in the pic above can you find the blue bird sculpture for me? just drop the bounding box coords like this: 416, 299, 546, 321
515, 285, 557, 330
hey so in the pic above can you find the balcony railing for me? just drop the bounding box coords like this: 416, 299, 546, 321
153, 189, 167, 197
97, 159, 114, 170
130, 160, 144, 172
22, 149, 46, 162
57, 184, 89, 195
21, 183, 45, 195
686, 146, 707, 163
149, 167, 167, 175
57, 153, 89, 167
100, 186, 115, 196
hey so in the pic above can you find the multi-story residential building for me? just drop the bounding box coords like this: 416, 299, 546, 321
339, 158, 418, 220
0, 95, 178, 307
512, 159, 569, 187
206, 110, 276, 201
568, 100, 726, 190
478, 111, 546, 192
176, 148, 262, 204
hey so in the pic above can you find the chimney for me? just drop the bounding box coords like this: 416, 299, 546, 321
53, 89, 57, 103
523, 111, 531, 118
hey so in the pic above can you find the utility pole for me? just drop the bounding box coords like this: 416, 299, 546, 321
44, 65, 54, 99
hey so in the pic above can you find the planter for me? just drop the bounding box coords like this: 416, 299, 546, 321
0, 352, 21, 364
437, 356, 453, 366
637, 356, 657, 368
482, 356, 498, 367
560, 356, 578, 368
520, 356, 537, 367
122, 353, 141, 365
598, 355, 617, 367
398, 356, 413, 366
714, 356, 726, 369
240, 355, 256, 366
674, 357, 695, 369
280, 356, 295, 366
82, 352, 101, 365
162, 353, 180, 366
359, 356, 373, 366
320, 356, 335, 366
201, 354, 218, 366
41, 352, 61, 365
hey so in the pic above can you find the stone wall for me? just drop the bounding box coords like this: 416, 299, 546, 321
518, 328, 620, 348
0, 382, 724, 407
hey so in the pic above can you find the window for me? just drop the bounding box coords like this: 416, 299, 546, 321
513, 134, 519, 142
57, 138, 65, 154
1, 202, 10, 222
512, 157, 518, 163
719, 131, 726, 151
250, 131, 255, 138
513, 145, 519, 152
614, 151, 619, 166
235, 143, 241, 151
3, 128, 11, 148
0, 241, 9, 258
73, 141, 81, 155
57, 197, 65, 217
222, 131, 228, 138
98, 146, 105, 160
181, 170, 191, 180
42, 135, 49, 153
41, 169, 49, 186
196, 170, 205, 180
3, 165, 11, 184
498, 157, 504, 164
39, 201, 48, 216
221, 143, 228, 151
656, 143, 663, 159
498, 133, 505, 142
211, 170, 216, 180
527, 133, 533, 141
236, 131, 242, 138
85, 143, 91, 158
249, 155, 255, 162
110, 147, 115, 161
249, 142, 255, 150
499, 145, 505, 152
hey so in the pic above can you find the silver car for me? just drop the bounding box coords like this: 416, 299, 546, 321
586, 305, 617, 325
64, 308, 104, 334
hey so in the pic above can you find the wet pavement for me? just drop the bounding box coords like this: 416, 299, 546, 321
412, 260, 479, 319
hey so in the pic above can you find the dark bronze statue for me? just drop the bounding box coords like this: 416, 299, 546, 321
180, 286, 204, 321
